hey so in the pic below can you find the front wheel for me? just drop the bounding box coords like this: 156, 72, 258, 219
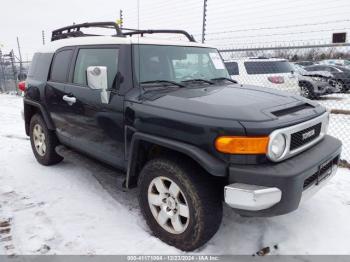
138, 157, 223, 251
300, 84, 316, 99
334, 80, 347, 93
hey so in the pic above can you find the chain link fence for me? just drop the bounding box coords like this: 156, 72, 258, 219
0, 55, 30, 94
219, 44, 350, 164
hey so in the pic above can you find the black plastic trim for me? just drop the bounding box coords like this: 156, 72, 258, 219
125, 132, 227, 188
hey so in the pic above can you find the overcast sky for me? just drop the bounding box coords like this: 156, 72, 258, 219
0, 0, 349, 60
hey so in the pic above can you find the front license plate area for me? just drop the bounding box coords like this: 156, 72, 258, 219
317, 159, 333, 185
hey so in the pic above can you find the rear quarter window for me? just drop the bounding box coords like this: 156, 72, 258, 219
49, 49, 73, 82
244, 61, 293, 75
28, 53, 54, 81
225, 62, 239, 75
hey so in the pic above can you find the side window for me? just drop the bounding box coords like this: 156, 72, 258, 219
318, 66, 331, 72
73, 48, 119, 89
306, 66, 318, 72
50, 50, 73, 82
225, 62, 239, 75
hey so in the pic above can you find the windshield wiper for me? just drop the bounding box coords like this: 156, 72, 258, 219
140, 80, 184, 88
181, 78, 214, 85
210, 77, 237, 83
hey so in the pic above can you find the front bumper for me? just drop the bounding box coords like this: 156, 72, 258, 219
314, 82, 339, 95
225, 135, 342, 217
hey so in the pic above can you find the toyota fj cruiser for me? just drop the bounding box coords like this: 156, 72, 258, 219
22, 22, 342, 251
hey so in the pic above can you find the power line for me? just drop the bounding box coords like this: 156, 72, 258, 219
206, 11, 350, 30
207, 0, 345, 15
206, 2, 350, 21
205, 5, 350, 26
204, 19, 350, 35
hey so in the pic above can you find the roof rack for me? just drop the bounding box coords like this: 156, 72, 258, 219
122, 28, 196, 42
51, 22, 196, 42
51, 22, 123, 41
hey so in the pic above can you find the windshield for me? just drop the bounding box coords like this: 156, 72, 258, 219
133, 45, 229, 85
293, 64, 307, 74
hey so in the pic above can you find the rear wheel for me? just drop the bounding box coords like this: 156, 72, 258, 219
138, 157, 223, 251
29, 114, 63, 166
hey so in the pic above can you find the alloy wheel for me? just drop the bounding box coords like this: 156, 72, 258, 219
148, 176, 190, 234
33, 124, 46, 156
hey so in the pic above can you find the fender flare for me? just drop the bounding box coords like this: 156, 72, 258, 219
125, 131, 227, 188
24, 98, 55, 134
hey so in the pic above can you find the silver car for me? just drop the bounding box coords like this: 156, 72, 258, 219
293, 64, 339, 99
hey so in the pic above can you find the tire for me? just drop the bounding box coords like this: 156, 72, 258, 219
138, 156, 223, 251
29, 114, 63, 166
300, 83, 316, 99
334, 80, 347, 93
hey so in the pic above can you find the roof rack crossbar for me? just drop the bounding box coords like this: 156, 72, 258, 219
51, 22, 123, 41
122, 29, 196, 42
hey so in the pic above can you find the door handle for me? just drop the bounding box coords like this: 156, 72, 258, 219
62, 95, 76, 105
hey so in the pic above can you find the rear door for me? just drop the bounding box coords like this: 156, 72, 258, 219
62, 46, 125, 168
46, 48, 74, 139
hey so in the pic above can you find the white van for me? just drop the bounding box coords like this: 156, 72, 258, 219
224, 57, 299, 95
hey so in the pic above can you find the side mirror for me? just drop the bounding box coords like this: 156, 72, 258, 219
87, 66, 110, 104
87, 66, 108, 90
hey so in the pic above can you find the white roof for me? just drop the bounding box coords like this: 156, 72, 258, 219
224, 57, 287, 62
38, 36, 212, 53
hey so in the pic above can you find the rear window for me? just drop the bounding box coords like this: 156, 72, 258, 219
50, 49, 73, 82
225, 62, 239, 75
28, 53, 54, 81
244, 61, 293, 75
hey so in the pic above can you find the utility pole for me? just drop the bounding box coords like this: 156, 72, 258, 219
201, 0, 208, 43
16, 37, 23, 81
42, 30, 46, 45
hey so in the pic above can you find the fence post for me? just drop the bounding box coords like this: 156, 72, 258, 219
201, 0, 207, 43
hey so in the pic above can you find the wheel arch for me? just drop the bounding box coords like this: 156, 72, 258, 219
24, 99, 55, 136
125, 131, 227, 189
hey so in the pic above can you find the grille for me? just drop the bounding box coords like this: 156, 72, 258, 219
303, 156, 338, 189
290, 123, 322, 151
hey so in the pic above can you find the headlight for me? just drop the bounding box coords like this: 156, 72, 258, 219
311, 76, 326, 82
267, 133, 286, 161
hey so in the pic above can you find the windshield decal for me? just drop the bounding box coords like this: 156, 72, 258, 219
209, 53, 225, 69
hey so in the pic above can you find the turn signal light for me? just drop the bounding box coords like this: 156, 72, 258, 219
215, 136, 269, 154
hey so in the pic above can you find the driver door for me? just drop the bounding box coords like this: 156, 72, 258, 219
61, 46, 125, 168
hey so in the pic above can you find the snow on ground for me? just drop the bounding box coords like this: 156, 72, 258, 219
0, 93, 350, 255
318, 93, 350, 112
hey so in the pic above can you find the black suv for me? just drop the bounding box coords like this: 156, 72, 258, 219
22, 22, 342, 251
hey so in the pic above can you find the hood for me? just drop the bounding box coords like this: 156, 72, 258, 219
142, 84, 321, 122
